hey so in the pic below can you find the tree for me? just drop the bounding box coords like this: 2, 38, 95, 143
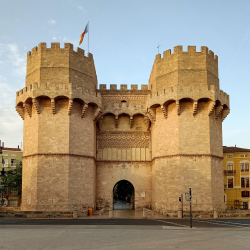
1, 162, 22, 198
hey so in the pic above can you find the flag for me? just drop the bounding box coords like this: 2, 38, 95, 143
2, 157, 5, 165
79, 23, 88, 45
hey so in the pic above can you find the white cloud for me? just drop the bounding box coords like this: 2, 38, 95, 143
47, 19, 56, 25
74, 4, 85, 10
52, 36, 57, 41
0, 76, 23, 148
0, 43, 25, 148
0, 43, 26, 76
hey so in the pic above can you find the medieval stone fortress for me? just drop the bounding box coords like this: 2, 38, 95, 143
15, 42, 230, 212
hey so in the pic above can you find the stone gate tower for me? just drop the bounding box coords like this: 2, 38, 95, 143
16, 43, 101, 210
16, 43, 230, 212
148, 46, 230, 211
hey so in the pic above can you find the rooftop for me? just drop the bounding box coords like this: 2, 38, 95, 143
223, 146, 250, 153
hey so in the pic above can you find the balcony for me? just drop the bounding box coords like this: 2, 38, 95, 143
224, 170, 236, 175
241, 169, 249, 172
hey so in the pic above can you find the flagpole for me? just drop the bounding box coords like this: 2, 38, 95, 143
88, 21, 89, 54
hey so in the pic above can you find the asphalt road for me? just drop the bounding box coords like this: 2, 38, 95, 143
1, 218, 250, 229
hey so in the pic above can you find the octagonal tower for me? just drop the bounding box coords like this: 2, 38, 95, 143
16, 43, 101, 211
148, 46, 230, 212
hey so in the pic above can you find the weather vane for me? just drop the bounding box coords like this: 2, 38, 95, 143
157, 43, 161, 54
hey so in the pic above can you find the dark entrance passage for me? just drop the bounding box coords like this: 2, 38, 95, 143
113, 180, 134, 210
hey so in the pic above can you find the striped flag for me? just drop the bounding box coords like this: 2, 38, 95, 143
79, 23, 89, 45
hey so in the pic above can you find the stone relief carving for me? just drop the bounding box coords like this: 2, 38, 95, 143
97, 132, 150, 149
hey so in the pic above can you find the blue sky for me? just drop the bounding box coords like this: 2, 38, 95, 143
0, 0, 250, 148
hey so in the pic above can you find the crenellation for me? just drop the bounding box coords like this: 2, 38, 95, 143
209, 50, 214, 58
163, 49, 171, 58
174, 45, 183, 53
155, 54, 161, 60
201, 46, 208, 54
51, 42, 60, 49
31, 46, 38, 54
187, 46, 196, 53
110, 84, 117, 90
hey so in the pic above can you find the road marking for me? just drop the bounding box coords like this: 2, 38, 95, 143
193, 219, 250, 228
155, 220, 192, 228
208, 219, 250, 227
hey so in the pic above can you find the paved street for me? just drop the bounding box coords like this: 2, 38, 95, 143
113, 200, 133, 210
1, 211, 250, 249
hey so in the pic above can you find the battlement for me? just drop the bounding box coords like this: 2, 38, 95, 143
149, 45, 219, 93
155, 45, 218, 61
26, 42, 97, 91
147, 84, 229, 108
98, 84, 149, 92
16, 81, 102, 107
27, 42, 92, 58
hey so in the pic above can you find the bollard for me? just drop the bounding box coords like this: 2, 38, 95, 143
88, 208, 92, 216
178, 209, 183, 218
213, 210, 218, 219
109, 208, 113, 218
143, 208, 147, 218
73, 211, 78, 219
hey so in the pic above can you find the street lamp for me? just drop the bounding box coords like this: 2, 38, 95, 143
0, 140, 6, 206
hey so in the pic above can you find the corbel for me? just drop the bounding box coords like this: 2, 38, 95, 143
32, 98, 40, 114
81, 103, 88, 118
68, 99, 73, 115
222, 108, 230, 122
147, 112, 155, 124
115, 115, 119, 128
23, 102, 32, 117
215, 105, 223, 119
130, 116, 133, 128
161, 105, 167, 119
51, 98, 56, 114
176, 101, 180, 116
193, 100, 198, 116
93, 107, 102, 121
208, 101, 216, 116
148, 108, 156, 122
16, 106, 25, 120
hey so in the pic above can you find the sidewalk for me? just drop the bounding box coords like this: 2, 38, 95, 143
89, 209, 167, 219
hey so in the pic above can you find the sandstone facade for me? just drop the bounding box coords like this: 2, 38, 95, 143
16, 43, 230, 211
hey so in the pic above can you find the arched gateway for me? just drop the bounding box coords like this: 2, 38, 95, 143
113, 180, 134, 210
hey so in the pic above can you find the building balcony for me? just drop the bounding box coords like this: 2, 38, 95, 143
224, 170, 236, 175
241, 169, 249, 172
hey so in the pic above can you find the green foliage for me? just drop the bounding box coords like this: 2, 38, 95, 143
1, 162, 22, 197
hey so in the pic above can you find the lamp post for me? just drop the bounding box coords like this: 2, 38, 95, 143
0, 140, 6, 207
